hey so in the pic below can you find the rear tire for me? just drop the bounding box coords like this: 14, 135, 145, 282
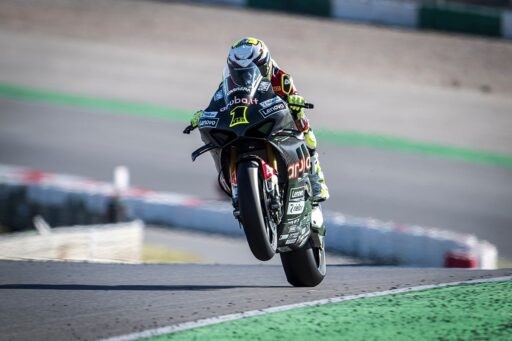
237, 160, 276, 261
280, 239, 326, 287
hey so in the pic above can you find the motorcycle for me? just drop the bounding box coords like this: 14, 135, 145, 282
183, 63, 326, 287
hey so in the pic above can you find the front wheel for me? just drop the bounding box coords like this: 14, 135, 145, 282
280, 238, 326, 287
237, 160, 277, 261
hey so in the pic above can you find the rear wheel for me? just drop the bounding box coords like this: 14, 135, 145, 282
237, 160, 277, 261
280, 238, 326, 287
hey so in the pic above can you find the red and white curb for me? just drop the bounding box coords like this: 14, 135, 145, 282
0, 164, 497, 268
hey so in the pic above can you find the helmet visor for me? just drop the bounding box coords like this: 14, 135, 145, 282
228, 63, 262, 88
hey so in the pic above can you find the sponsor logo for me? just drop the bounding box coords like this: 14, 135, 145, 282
273, 86, 282, 93
220, 97, 258, 113
259, 102, 286, 118
285, 238, 297, 245
282, 74, 292, 95
288, 155, 311, 179
201, 111, 217, 118
260, 97, 281, 108
214, 89, 223, 101
258, 81, 271, 92
279, 234, 289, 241
289, 187, 304, 202
287, 201, 305, 215
227, 97, 258, 107
226, 87, 251, 96
229, 106, 249, 127
198, 118, 219, 128
286, 217, 300, 225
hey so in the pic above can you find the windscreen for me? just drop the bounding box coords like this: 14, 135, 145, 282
222, 62, 262, 98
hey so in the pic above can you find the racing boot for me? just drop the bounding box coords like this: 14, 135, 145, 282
310, 205, 326, 249
309, 152, 329, 202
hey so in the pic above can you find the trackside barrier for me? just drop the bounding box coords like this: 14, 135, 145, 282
503, 10, 512, 38
418, 2, 502, 37
331, 0, 419, 27
247, 0, 331, 17
0, 164, 497, 268
0, 220, 144, 262
192, 0, 512, 39
195, 0, 246, 6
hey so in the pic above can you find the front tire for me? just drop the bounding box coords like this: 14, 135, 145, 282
280, 239, 326, 287
237, 160, 276, 261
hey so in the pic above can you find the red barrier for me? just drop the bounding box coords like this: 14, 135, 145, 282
444, 251, 477, 268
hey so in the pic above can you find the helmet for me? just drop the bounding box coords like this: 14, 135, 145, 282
227, 37, 272, 80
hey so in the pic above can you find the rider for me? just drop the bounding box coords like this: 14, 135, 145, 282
189, 37, 329, 202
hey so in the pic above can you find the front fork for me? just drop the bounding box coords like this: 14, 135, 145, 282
230, 147, 240, 219
230, 146, 281, 223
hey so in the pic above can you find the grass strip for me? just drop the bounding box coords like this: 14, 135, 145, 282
150, 280, 512, 340
1, 82, 511, 169
317, 129, 512, 169
0, 83, 189, 121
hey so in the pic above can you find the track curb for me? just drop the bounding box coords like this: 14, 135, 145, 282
0, 164, 497, 268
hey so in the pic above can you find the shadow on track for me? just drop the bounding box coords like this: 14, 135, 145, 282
0, 284, 288, 291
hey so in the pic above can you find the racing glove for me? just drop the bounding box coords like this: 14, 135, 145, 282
191, 110, 203, 128
183, 110, 203, 134
287, 94, 305, 120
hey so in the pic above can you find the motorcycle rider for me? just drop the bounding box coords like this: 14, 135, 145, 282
188, 37, 329, 202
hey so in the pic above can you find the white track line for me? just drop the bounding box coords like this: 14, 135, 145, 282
103, 276, 512, 341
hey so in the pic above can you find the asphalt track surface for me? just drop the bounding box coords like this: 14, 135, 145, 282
144, 226, 358, 266
0, 260, 509, 340
1, 98, 512, 259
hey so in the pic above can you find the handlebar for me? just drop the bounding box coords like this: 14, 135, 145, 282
301, 102, 314, 109
183, 125, 196, 134
289, 102, 315, 109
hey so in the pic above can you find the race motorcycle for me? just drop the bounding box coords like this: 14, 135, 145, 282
183, 63, 326, 287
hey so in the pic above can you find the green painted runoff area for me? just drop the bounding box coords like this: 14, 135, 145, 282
148, 280, 512, 340
1, 83, 512, 169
